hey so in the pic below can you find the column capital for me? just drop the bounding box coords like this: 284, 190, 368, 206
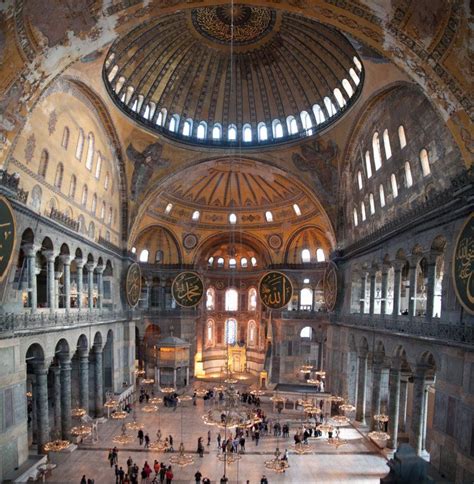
60, 254, 72, 265
95, 265, 105, 274
86, 262, 96, 272
32, 363, 49, 376
93, 344, 103, 354
358, 350, 368, 359
392, 260, 405, 272
75, 257, 85, 269
407, 254, 422, 267
23, 243, 41, 257
50, 364, 61, 375
42, 250, 58, 262
57, 352, 71, 365
77, 348, 89, 359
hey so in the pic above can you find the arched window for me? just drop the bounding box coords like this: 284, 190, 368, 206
85, 133, 94, 170
313, 104, 325, 124
155, 250, 163, 263
229, 258, 237, 269
251, 257, 257, 267
115, 76, 125, 95
91, 194, 97, 215
156, 108, 167, 126
165, 203, 173, 214
372, 132, 382, 170
207, 256, 214, 267
125, 86, 134, 104
369, 193, 375, 214
100, 201, 106, 220
104, 173, 109, 190
287, 116, 298, 135
272, 119, 284, 138
420, 149, 431, 176
248, 320, 256, 346
301, 249, 311, 263
361, 201, 366, 221
258, 122, 268, 141
217, 257, 224, 267
108, 65, 118, 82
300, 111, 312, 134
182, 119, 192, 137
383, 129, 392, 159
54, 163, 64, 189
69, 175, 77, 198
405, 161, 413, 187
265, 211, 273, 222
143, 104, 150, 120
349, 68, 360, 86
75, 129, 84, 160
229, 213, 237, 224
398, 125, 407, 149
78, 215, 85, 233
334, 88, 346, 108
81, 185, 88, 206
316, 249, 325, 262
228, 124, 237, 141
225, 319, 237, 345
197, 121, 207, 139
131, 247, 136, 254
147, 102, 156, 120
353, 207, 358, 227
38, 149, 49, 177
357, 170, 363, 190
241, 257, 248, 268
300, 288, 313, 309
391, 174, 399, 198
379, 184, 386, 207
342, 79, 354, 97
206, 320, 214, 346
169, 114, 179, 133
324, 97, 337, 117
95, 154, 102, 179
108, 207, 113, 224
192, 210, 200, 221
243, 124, 252, 142
365, 151, 373, 178
131, 98, 138, 112
225, 289, 238, 311
212, 124, 222, 140
353, 56, 363, 71
300, 326, 312, 339
293, 204, 301, 216
248, 288, 257, 311
61, 127, 70, 149
139, 249, 149, 262
88, 222, 95, 239
206, 288, 215, 310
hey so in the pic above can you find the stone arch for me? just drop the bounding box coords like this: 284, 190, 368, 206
25, 342, 45, 363
76, 334, 88, 352
93, 331, 103, 349
284, 225, 333, 264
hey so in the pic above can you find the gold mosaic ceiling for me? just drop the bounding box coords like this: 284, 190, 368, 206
104, 5, 363, 146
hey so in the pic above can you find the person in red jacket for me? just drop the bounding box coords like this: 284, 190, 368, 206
165, 465, 174, 484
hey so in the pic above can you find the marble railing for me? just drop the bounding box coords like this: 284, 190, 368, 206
337, 313, 474, 344
0, 309, 138, 334
142, 307, 197, 317
281, 309, 330, 320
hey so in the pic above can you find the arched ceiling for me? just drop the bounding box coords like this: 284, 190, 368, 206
103, 5, 363, 146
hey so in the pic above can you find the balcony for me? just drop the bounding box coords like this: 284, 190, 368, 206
281, 309, 331, 320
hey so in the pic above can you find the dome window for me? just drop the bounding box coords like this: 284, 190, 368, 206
165, 203, 173, 214
333, 88, 346, 108
383, 129, 392, 159
342, 79, 354, 97
228, 124, 237, 141
131, 247, 136, 254
301, 249, 311, 263
258, 123, 268, 141
361, 202, 366, 221
365, 151, 373, 178
192, 210, 200, 221
353, 56, 363, 71
373, 132, 382, 170
287, 116, 298, 135
316, 249, 325, 262
197, 121, 207, 139
349, 68, 360, 86
353, 208, 358, 227
208, 256, 214, 266
405, 161, 413, 187
156, 108, 167, 126
169, 114, 180, 133
391, 174, 399, 198
379, 184, 386, 207
313, 104, 325, 124
369, 193, 375, 215
420, 149, 431, 176
265, 211, 273, 222
217, 257, 224, 267
357, 170, 363, 190
139, 249, 149, 262
251, 257, 257, 267
241, 257, 248, 268
243, 124, 252, 142
229, 258, 237, 269
108, 65, 118, 82
398, 125, 407, 149
212, 124, 222, 140
272, 120, 283, 138
182, 119, 193, 137
300, 111, 312, 134
229, 213, 237, 224
324, 97, 337, 117
293, 204, 301, 216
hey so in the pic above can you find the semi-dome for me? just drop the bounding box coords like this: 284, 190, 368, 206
104, 5, 364, 147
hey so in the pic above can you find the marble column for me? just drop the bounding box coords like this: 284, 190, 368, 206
388, 366, 401, 449
75, 259, 84, 310
33, 363, 50, 453
381, 268, 389, 316
93, 346, 104, 417
425, 256, 438, 322
392, 266, 402, 316
51, 366, 62, 435
59, 356, 72, 440
359, 273, 367, 314
145, 278, 152, 309
356, 353, 368, 424
54, 270, 62, 309
96, 265, 104, 311
79, 350, 89, 413
60, 255, 71, 311
86, 263, 95, 310
159, 282, 166, 309
24, 244, 38, 312
369, 272, 376, 315
410, 366, 427, 455
370, 357, 383, 430
43, 251, 56, 312
408, 258, 418, 318
398, 377, 408, 433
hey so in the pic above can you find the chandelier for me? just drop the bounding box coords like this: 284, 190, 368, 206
142, 378, 155, 385
264, 448, 289, 473
177, 395, 193, 403
142, 404, 158, 413
330, 395, 345, 404
299, 364, 313, 373
160, 386, 176, 394
368, 414, 390, 442
217, 451, 241, 464
134, 369, 145, 377
126, 418, 144, 430
169, 442, 195, 467
71, 407, 86, 418
150, 396, 162, 405
194, 388, 208, 397
44, 431, 70, 452
331, 415, 350, 426
340, 403, 356, 414
70, 425, 92, 437
250, 389, 266, 396
150, 436, 169, 451
290, 441, 313, 454
111, 410, 128, 419
113, 424, 133, 444
315, 370, 326, 378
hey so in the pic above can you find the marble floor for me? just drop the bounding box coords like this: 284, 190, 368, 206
45, 392, 389, 483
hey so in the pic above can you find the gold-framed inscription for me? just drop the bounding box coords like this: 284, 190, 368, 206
453, 213, 474, 314
125, 262, 142, 308
0, 196, 16, 282
323, 261, 338, 311
172, 271, 204, 308
259, 271, 293, 309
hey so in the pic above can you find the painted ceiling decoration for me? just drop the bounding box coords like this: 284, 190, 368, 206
103, 5, 364, 147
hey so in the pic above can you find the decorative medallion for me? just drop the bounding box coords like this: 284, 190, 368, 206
215, 280, 225, 290
125, 262, 141, 308
323, 261, 338, 311
259, 271, 293, 309
453, 213, 474, 314
172, 271, 204, 308
191, 5, 275, 45
183, 233, 198, 250
268, 234, 282, 250
0, 196, 16, 282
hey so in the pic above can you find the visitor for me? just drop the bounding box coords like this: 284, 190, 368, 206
197, 437, 204, 457
260, 475, 269, 484
118, 467, 125, 484
194, 470, 202, 482
202, 478, 211, 484
153, 460, 160, 476
144, 433, 150, 448
81, 476, 87, 484
207, 429, 211, 446
108, 449, 114, 467
255, 429, 260, 446
115, 465, 120, 483
169, 435, 174, 451
138, 429, 144, 445
165, 465, 174, 484
217, 432, 221, 450
159, 463, 166, 483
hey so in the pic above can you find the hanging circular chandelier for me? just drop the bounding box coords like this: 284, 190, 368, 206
160, 386, 176, 394
169, 443, 195, 467
142, 404, 158, 413
374, 414, 389, 423
44, 438, 70, 452
217, 451, 242, 464
368, 430, 391, 441
70, 425, 92, 437
126, 419, 144, 430
195, 388, 208, 397
264, 448, 289, 473
290, 442, 313, 454
340, 403, 356, 413
150, 396, 162, 405
111, 410, 128, 419
250, 389, 266, 396
142, 378, 155, 385
331, 415, 350, 426
177, 395, 193, 403
104, 399, 116, 409
113, 432, 133, 444
315, 370, 326, 378
71, 407, 87, 418
330, 395, 345, 403
150, 437, 169, 451
134, 369, 145, 377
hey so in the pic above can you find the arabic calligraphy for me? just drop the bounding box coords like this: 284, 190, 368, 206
259, 271, 293, 309
0, 196, 16, 282
453, 214, 474, 314
172, 272, 204, 308
126, 263, 141, 308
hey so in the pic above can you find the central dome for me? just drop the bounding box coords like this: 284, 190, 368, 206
104, 6, 364, 147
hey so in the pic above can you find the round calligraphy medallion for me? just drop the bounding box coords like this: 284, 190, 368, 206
453, 213, 474, 314
125, 262, 141, 308
172, 271, 204, 308
268, 234, 282, 250
0, 196, 16, 282
323, 261, 338, 312
183, 233, 198, 250
258, 271, 293, 309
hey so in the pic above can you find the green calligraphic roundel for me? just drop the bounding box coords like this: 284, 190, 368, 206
259, 271, 293, 309
0, 196, 16, 282
172, 271, 204, 308
126, 262, 142, 308
453, 213, 474, 314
